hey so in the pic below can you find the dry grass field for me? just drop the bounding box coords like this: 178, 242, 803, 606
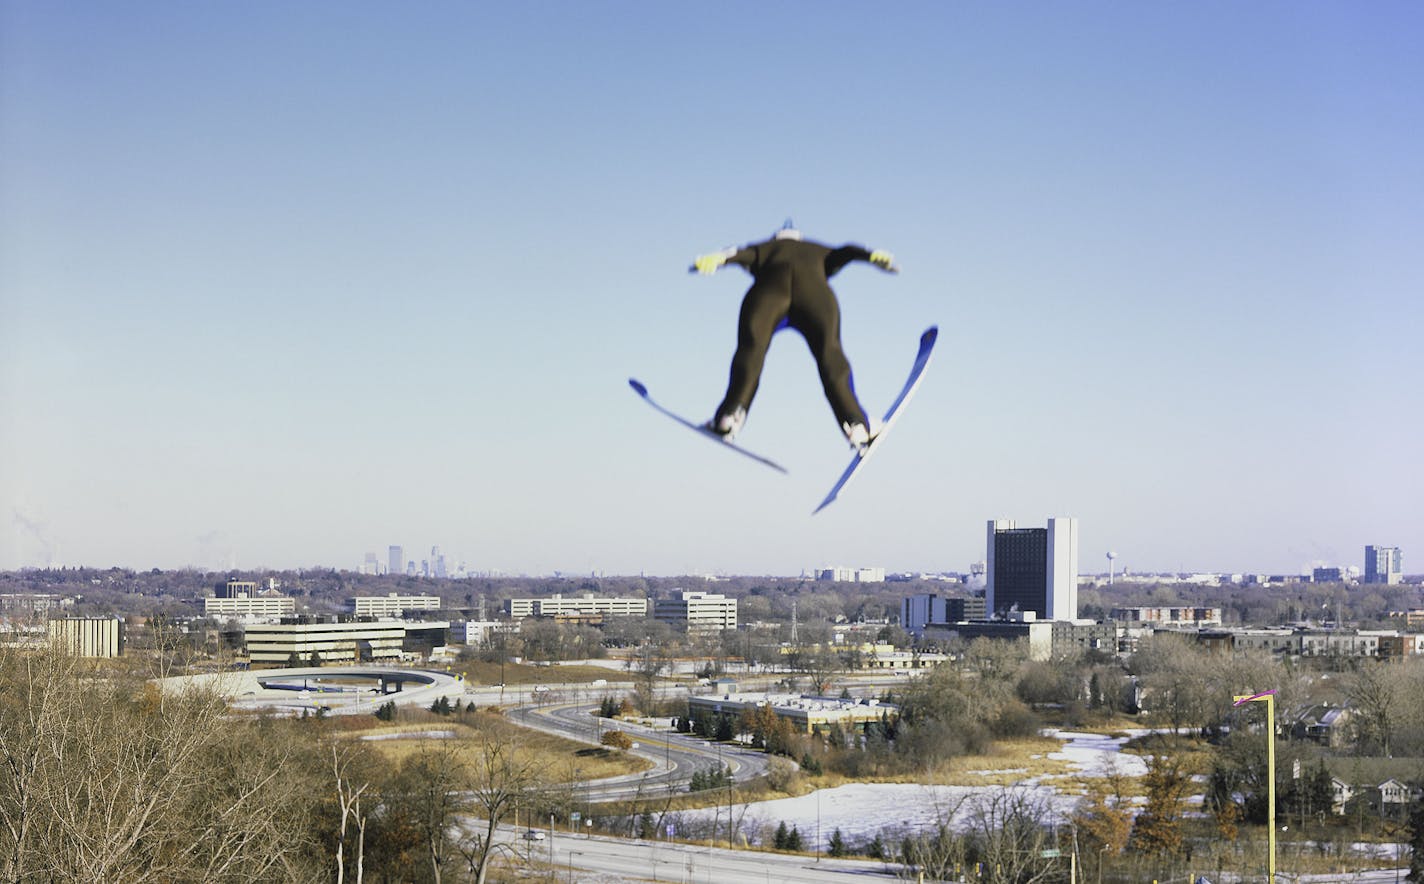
346, 710, 653, 782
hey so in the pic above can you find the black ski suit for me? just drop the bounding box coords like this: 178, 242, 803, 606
713, 236, 880, 432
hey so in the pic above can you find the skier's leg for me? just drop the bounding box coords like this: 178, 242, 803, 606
790, 286, 870, 439
713, 281, 790, 435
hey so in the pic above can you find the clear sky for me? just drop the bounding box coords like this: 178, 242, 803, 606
2, 3, 1420, 577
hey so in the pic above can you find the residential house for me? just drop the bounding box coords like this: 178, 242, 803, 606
1292, 705, 1356, 749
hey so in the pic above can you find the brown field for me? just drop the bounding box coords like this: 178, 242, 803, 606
348, 710, 652, 782
453, 659, 627, 686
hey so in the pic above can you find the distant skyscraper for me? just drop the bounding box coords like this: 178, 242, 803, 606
431, 546, 447, 579
388, 545, 403, 576
985, 517, 1079, 621
1364, 546, 1403, 585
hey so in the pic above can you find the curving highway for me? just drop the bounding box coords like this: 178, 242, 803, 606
506, 701, 781, 801
157, 665, 468, 716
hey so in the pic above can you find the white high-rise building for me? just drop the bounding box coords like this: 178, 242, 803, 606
388, 545, 404, 576
985, 517, 1079, 621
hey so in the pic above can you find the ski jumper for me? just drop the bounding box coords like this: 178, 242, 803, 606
711, 236, 884, 434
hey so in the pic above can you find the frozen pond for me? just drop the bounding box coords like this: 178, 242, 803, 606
676, 730, 1147, 845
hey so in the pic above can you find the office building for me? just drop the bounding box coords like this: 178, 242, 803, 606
504, 594, 648, 620
205, 579, 295, 619
244, 616, 410, 667
0, 592, 72, 618
654, 590, 737, 632
463, 620, 512, 646
205, 595, 296, 619
351, 593, 441, 617
902, 594, 947, 638
817, 567, 886, 583
986, 517, 1078, 621
1365, 546, 1403, 585
388, 545, 403, 577
1111, 607, 1222, 627
48, 616, 124, 657
900, 594, 986, 638
215, 579, 258, 599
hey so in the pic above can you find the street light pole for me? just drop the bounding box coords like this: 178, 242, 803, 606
1234, 689, 1277, 883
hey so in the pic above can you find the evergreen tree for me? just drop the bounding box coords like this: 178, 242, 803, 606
865, 833, 886, 860
1306, 760, 1334, 818
714, 714, 735, 742
773, 821, 789, 850
828, 828, 847, 857
786, 825, 804, 852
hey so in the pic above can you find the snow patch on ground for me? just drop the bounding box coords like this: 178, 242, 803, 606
680, 731, 1151, 844
359, 730, 456, 741
1044, 730, 1148, 778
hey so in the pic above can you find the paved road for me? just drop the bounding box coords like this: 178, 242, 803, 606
506, 701, 779, 801
160, 665, 468, 716
483, 824, 900, 884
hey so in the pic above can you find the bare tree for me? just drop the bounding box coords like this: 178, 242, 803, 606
395, 739, 470, 884
0, 646, 325, 883
332, 745, 369, 884
1348, 660, 1404, 757
963, 788, 1061, 884
458, 739, 546, 884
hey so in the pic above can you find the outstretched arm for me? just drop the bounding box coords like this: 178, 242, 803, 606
826, 245, 899, 276
690, 244, 757, 275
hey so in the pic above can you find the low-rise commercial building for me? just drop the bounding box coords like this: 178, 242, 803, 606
1, 593, 73, 618
205, 595, 296, 619
1111, 606, 1222, 627
504, 594, 648, 620
689, 692, 896, 735
244, 617, 409, 667
901, 593, 986, 638
350, 593, 441, 617
817, 567, 886, 583
48, 616, 123, 657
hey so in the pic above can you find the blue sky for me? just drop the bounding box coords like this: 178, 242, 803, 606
2, 3, 1420, 576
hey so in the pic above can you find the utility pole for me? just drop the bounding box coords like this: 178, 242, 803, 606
1234, 690, 1277, 884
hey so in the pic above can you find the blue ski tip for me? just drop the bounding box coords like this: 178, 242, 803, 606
922, 326, 938, 346
628, 379, 648, 397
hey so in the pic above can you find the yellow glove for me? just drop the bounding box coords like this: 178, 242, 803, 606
694, 253, 727, 275
869, 250, 899, 273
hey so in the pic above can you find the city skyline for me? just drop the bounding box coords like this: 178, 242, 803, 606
3, 5, 1421, 577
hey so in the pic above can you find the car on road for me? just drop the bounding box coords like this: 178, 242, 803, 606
523, 830, 546, 841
